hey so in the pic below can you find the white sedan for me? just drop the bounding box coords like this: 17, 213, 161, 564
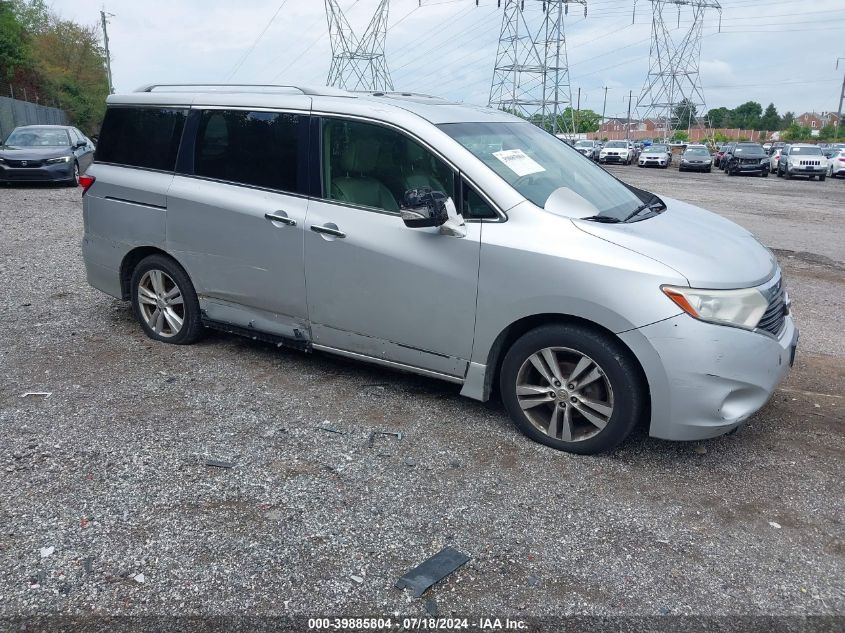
827, 149, 845, 178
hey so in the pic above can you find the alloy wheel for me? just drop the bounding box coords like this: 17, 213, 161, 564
137, 269, 185, 338
515, 347, 614, 443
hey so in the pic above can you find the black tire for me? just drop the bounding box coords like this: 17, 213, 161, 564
65, 162, 80, 187
499, 324, 646, 455
761, 170, 768, 177
819, 175, 825, 182
706, 166, 712, 173
785, 168, 792, 180
130, 254, 204, 345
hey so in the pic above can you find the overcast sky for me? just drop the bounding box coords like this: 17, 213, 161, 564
54, 0, 845, 119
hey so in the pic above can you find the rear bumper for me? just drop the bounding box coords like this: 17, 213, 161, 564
0, 162, 74, 182
620, 313, 797, 441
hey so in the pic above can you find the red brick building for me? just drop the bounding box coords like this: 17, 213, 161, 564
795, 112, 841, 130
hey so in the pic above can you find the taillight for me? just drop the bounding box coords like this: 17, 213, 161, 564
839, 158, 845, 162
79, 174, 95, 195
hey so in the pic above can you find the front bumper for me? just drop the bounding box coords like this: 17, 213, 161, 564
680, 161, 710, 171
0, 162, 74, 182
787, 164, 825, 175
639, 158, 667, 167
620, 313, 798, 441
731, 162, 767, 173
600, 154, 629, 163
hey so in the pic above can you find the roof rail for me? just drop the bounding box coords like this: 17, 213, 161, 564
134, 84, 352, 97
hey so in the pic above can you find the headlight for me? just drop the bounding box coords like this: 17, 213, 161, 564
662, 285, 769, 330
45, 156, 71, 164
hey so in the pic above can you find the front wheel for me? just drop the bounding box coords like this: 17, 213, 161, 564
819, 174, 826, 182
499, 324, 646, 454
130, 254, 204, 345
761, 170, 769, 178
65, 162, 80, 187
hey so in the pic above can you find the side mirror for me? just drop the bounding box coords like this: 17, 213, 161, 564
400, 187, 466, 238
400, 188, 449, 228
74, 140, 86, 149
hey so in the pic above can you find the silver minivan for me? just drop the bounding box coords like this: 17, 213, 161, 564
81, 84, 798, 454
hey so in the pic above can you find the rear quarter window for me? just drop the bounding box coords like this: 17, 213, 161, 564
95, 107, 187, 171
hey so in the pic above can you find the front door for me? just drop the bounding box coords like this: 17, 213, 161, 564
167, 104, 311, 339
304, 117, 481, 378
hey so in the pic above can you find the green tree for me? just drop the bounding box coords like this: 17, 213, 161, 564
731, 101, 763, 129
555, 107, 602, 134
672, 98, 698, 128
706, 107, 732, 128
818, 124, 839, 141
672, 130, 689, 142
782, 124, 811, 141
759, 103, 780, 131
781, 111, 795, 129
0, 0, 31, 80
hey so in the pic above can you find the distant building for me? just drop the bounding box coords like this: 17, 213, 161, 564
796, 112, 841, 130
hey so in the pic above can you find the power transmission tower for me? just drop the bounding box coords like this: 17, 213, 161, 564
100, 9, 115, 94
489, 1, 588, 135
325, 0, 394, 91
634, 0, 721, 140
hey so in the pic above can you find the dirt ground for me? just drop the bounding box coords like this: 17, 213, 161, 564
0, 166, 843, 630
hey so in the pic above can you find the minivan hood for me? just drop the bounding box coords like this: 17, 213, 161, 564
573, 197, 777, 289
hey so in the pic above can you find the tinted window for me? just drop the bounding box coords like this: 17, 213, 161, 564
322, 118, 455, 214
194, 109, 303, 192
461, 180, 498, 219
96, 107, 186, 171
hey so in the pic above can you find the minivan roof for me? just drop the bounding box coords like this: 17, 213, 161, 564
108, 83, 521, 126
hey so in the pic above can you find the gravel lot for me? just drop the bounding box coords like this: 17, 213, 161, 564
1, 167, 843, 629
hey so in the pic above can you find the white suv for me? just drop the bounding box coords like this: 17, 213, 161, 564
598, 140, 632, 165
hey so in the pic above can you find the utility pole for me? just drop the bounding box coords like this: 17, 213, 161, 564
489, 1, 588, 135
575, 87, 581, 135
837, 58, 845, 130
600, 86, 609, 130
325, 0, 393, 91
625, 90, 633, 140
634, 1, 721, 139
101, 9, 114, 94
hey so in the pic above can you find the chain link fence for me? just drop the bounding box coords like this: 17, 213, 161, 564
0, 84, 68, 141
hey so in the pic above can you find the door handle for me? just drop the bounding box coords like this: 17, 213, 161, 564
265, 211, 296, 226
310, 224, 346, 238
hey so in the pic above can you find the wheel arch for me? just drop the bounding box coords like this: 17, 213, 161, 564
477, 313, 651, 414
119, 246, 186, 300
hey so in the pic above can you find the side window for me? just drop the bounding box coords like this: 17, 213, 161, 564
193, 109, 303, 192
322, 118, 455, 214
461, 180, 498, 219
95, 107, 186, 171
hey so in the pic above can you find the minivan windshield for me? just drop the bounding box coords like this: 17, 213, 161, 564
4, 128, 70, 147
439, 121, 647, 220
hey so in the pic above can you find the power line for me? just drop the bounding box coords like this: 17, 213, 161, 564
224, 1, 290, 81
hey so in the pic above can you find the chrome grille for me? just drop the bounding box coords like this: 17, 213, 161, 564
798, 160, 820, 166
758, 280, 787, 336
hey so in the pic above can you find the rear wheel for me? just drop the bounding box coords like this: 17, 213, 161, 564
130, 254, 204, 345
819, 174, 826, 182
500, 324, 646, 454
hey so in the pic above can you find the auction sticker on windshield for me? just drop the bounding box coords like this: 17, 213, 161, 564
493, 149, 546, 177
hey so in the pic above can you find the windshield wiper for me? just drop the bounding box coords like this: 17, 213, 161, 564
620, 196, 664, 223
581, 215, 621, 223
